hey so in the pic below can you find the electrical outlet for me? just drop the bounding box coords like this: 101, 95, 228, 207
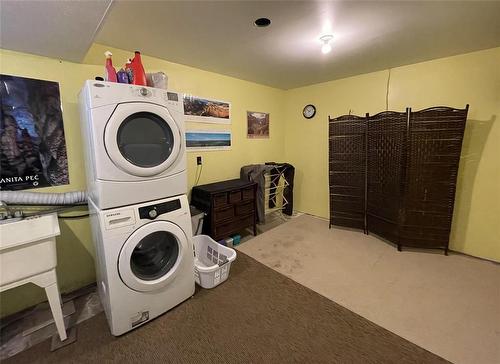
196, 156, 202, 165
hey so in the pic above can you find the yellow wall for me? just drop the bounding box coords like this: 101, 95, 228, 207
84, 44, 286, 189
0, 50, 101, 318
1, 45, 498, 317
284, 47, 500, 261
0, 45, 285, 317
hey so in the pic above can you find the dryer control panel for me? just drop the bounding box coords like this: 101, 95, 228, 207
163, 91, 182, 108
83, 80, 183, 112
139, 199, 181, 220
130, 86, 154, 98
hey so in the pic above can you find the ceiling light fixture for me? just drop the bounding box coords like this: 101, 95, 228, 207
254, 18, 271, 27
320, 35, 334, 54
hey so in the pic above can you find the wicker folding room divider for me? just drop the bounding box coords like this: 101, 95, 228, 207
328, 106, 468, 254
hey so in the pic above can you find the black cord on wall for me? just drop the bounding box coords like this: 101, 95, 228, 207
194, 164, 204, 186
58, 213, 90, 219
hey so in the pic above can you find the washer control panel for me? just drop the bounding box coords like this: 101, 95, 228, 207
104, 209, 136, 230
139, 199, 181, 220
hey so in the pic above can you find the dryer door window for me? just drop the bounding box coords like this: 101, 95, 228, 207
104, 102, 182, 177
118, 221, 187, 292
117, 112, 174, 168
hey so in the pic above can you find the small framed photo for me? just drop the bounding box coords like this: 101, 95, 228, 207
247, 111, 269, 139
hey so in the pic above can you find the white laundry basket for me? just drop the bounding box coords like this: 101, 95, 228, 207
193, 235, 237, 289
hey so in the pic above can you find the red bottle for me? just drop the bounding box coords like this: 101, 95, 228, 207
131, 51, 147, 86
104, 51, 117, 82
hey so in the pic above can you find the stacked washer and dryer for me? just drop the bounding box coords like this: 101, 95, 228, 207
79, 81, 195, 336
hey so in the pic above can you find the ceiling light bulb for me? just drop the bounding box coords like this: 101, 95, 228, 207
322, 43, 332, 54
320, 34, 334, 54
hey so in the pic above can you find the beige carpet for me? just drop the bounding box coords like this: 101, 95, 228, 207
5, 253, 447, 364
237, 214, 500, 364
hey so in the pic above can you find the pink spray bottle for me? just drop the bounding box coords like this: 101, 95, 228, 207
104, 51, 118, 82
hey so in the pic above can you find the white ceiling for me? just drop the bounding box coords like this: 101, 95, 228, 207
2, 1, 500, 89
0, 0, 113, 62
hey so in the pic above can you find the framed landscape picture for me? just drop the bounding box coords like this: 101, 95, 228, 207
183, 94, 231, 124
185, 130, 231, 151
247, 111, 269, 138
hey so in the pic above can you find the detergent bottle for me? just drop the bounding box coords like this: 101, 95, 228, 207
124, 59, 133, 83
104, 51, 117, 82
116, 69, 129, 84
130, 51, 147, 86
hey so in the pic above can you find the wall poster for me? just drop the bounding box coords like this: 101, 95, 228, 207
185, 130, 231, 151
183, 94, 231, 124
0, 74, 69, 190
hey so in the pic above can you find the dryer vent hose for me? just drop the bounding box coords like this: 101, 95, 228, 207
0, 191, 87, 205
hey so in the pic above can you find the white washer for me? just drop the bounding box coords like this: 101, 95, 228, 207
79, 81, 186, 209
89, 195, 195, 336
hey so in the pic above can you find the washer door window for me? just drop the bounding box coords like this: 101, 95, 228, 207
118, 221, 186, 292
105, 103, 181, 177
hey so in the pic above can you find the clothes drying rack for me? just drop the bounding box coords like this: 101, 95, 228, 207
240, 163, 295, 225
264, 168, 290, 219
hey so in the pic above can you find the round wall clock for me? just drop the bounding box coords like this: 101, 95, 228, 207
303, 104, 316, 119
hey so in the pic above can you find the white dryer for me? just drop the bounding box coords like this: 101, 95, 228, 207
79, 81, 186, 209
89, 195, 195, 336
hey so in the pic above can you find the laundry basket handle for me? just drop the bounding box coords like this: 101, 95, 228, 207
218, 259, 229, 267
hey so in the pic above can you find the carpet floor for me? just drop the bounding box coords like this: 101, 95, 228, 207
237, 214, 500, 364
6, 252, 448, 364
